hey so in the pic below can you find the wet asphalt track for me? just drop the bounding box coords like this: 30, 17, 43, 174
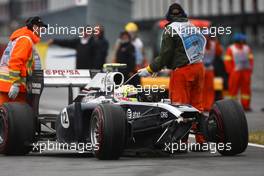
0, 47, 263, 176
0, 145, 263, 176
0, 89, 263, 176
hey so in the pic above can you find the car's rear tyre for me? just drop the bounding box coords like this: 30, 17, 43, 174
0, 102, 35, 155
209, 99, 248, 156
90, 104, 127, 160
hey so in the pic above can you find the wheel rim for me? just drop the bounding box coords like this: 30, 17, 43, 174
207, 114, 218, 142
209, 109, 225, 142
0, 109, 6, 145
90, 111, 102, 153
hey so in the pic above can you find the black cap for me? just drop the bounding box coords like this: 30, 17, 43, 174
26, 16, 48, 28
166, 3, 187, 21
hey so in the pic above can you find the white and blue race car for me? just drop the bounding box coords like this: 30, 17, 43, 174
0, 64, 248, 160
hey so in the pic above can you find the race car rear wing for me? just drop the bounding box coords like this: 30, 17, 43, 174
42, 69, 92, 87
27, 69, 99, 105
27, 69, 98, 93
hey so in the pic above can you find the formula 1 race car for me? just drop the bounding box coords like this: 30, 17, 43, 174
0, 64, 248, 159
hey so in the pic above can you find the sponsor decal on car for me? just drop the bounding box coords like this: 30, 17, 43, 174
126, 108, 141, 119
45, 69, 80, 76
160, 111, 169, 119
27, 82, 42, 95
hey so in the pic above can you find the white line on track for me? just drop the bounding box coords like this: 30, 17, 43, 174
248, 143, 264, 149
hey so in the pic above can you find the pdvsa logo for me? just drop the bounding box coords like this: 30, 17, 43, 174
45, 70, 80, 75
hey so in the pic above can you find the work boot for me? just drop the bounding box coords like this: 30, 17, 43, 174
191, 134, 209, 152
244, 107, 252, 112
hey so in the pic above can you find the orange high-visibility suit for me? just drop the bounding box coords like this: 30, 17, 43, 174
202, 39, 223, 111
170, 62, 205, 111
224, 43, 254, 110
0, 27, 41, 105
170, 62, 205, 144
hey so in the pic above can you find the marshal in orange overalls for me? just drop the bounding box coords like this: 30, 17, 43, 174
202, 39, 223, 111
224, 41, 254, 110
0, 27, 41, 105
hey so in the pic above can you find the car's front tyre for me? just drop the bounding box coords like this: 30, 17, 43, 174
90, 104, 127, 160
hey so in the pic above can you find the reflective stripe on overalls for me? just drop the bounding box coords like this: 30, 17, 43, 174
0, 36, 41, 86
230, 45, 251, 71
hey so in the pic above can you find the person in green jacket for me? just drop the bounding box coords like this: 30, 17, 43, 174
138, 3, 207, 145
